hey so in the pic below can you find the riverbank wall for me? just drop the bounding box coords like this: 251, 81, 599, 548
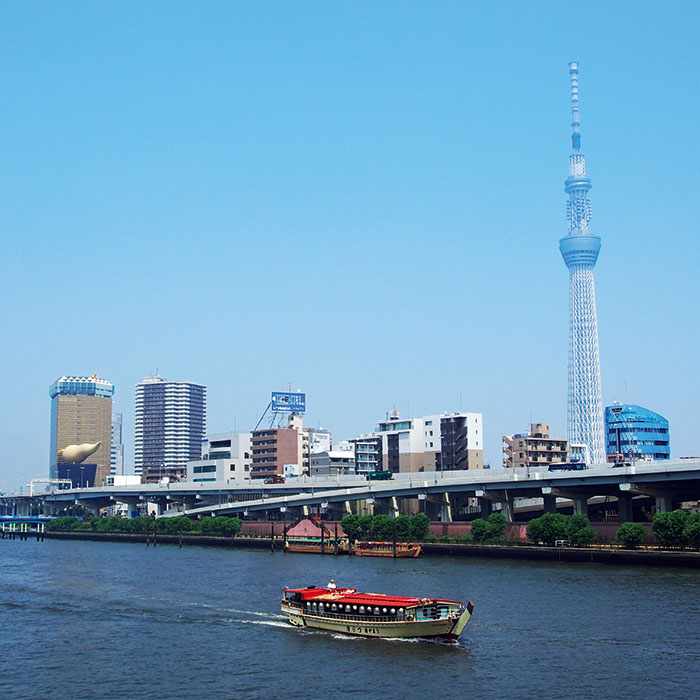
41, 531, 700, 568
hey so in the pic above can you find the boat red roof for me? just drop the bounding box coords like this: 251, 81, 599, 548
284, 586, 460, 606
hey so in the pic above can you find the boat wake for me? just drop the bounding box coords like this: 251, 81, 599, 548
225, 617, 291, 629
191, 602, 286, 621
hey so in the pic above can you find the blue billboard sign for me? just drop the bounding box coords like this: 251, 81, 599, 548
271, 392, 306, 413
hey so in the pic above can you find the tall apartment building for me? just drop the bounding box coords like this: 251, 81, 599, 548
374, 410, 483, 473
49, 375, 114, 487
502, 423, 568, 469
186, 432, 252, 483
134, 375, 206, 483
604, 403, 670, 461
110, 412, 124, 476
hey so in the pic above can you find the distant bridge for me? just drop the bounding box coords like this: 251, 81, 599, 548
1, 459, 699, 523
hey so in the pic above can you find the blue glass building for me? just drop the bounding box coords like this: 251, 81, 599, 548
604, 404, 670, 461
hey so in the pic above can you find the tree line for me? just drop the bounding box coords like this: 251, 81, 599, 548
340, 513, 430, 541
526, 509, 700, 549
47, 515, 243, 536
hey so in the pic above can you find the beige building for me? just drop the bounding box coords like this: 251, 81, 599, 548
502, 422, 568, 469
49, 375, 114, 487
374, 410, 484, 473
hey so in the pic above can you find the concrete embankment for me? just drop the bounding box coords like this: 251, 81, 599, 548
45, 531, 279, 549
421, 542, 700, 568
41, 531, 700, 568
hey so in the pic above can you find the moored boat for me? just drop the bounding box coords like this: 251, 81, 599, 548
352, 541, 421, 558
281, 586, 474, 641
284, 537, 349, 555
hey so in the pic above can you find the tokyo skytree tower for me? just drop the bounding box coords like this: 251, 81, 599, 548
559, 61, 605, 464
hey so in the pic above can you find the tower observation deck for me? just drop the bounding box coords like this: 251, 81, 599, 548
559, 62, 605, 464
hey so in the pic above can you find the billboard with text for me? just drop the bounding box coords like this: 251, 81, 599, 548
271, 391, 306, 413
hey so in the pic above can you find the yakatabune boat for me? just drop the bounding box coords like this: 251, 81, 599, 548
351, 541, 422, 558
281, 586, 474, 641
284, 537, 350, 555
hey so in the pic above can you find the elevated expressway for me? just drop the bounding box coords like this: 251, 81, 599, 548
2, 459, 699, 523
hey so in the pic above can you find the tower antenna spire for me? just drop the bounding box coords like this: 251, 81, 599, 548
559, 61, 605, 466
569, 61, 581, 151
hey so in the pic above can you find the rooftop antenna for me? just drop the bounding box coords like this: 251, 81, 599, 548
569, 60, 581, 151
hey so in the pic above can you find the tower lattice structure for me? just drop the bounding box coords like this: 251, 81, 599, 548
559, 62, 605, 464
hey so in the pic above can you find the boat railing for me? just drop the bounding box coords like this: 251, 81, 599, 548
284, 600, 458, 623
301, 609, 453, 623
307, 610, 401, 624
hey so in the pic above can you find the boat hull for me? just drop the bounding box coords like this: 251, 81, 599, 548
282, 602, 473, 641
352, 545, 421, 558
284, 542, 347, 554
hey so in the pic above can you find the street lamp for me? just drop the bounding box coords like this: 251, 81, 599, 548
80, 465, 85, 488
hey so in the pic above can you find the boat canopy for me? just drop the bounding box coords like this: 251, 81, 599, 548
283, 587, 460, 607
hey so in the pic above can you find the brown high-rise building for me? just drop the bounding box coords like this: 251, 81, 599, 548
49, 375, 114, 487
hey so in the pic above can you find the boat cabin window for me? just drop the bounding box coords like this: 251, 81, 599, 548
284, 592, 301, 603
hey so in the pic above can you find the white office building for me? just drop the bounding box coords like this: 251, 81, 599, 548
186, 432, 252, 483
309, 441, 356, 476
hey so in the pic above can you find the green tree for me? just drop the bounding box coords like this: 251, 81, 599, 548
201, 516, 217, 534
652, 509, 689, 548
357, 515, 374, 539
218, 516, 242, 536
470, 518, 488, 543
566, 514, 597, 546
616, 521, 646, 549
487, 512, 507, 540
393, 514, 412, 540
47, 516, 79, 531
683, 512, 700, 549
369, 514, 395, 540
124, 516, 150, 534
526, 513, 568, 546
409, 513, 430, 540
340, 514, 361, 540
157, 515, 194, 535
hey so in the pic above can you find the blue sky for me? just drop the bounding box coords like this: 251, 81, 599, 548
2, 1, 699, 490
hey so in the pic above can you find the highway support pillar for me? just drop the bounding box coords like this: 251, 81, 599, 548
617, 494, 634, 523
391, 496, 399, 516
542, 493, 557, 514
619, 483, 677, 516
543, 487, 588, 517
475, 490, 511, 521
440, 493, 452, 523
476, 494, 492, 519
572, 497, 588, 517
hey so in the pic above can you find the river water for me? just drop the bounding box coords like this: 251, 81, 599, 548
1, 538, 698, 699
